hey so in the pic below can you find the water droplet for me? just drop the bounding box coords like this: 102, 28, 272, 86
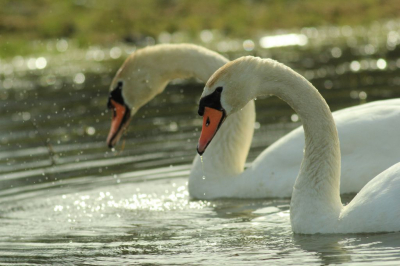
243, 40, 255, 51
86, 126, 96, 135
200, 156, 206, 180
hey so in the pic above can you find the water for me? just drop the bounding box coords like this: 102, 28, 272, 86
1, 22, 400, 264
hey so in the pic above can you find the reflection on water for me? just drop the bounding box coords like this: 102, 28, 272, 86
260, 33, 308, 48
1, 20, 400, 264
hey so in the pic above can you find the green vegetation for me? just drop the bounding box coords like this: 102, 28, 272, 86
1, 0, 400, 57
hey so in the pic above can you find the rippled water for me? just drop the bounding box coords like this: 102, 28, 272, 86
2, 22, 400, 264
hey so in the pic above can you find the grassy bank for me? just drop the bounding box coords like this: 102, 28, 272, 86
1, 0, 400, 57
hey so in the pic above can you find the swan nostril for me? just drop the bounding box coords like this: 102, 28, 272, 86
206, 117, 210, 127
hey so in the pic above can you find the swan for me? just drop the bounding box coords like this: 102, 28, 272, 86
196, 56, 400, 233
106, 43, 400, 199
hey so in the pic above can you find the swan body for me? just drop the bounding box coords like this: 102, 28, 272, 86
197, 56, 400, 233
107, 43, 400, 200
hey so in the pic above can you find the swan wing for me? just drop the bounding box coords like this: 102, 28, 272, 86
339, 162, 400, 233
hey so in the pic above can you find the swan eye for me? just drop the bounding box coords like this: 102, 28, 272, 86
108, 81, 125, 109
206, 117, 210, 127
216, 87, 223, 93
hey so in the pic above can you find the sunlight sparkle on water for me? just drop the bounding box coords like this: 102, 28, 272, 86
377, 58, 387, 69
35, 57, 47, 69
331, 47, 342, 58
74, 73, 85, 84
359, 91, 368, 100
350, 61, 361, 72
56, 39, 69, 52
200, 30, 214, 43
260, 34, 308, 49
27, 58, 37, 70
109, 47, 122, 59
53, 182, 209, 219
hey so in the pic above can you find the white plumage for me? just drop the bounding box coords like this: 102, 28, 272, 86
199, 56, 400, 233
111, 44, 400, 202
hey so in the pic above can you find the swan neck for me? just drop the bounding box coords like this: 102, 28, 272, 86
146, 44, 229, 84
254, 60, 342, 207
189, 99, 256, 199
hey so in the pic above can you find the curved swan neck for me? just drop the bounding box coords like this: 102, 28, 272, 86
116, 44, 256, 200
134, 45, 255, 180
132, 44, 229, 84
239, 59, 340, 191
242, 58, 342, 208
189, 99, 255, 199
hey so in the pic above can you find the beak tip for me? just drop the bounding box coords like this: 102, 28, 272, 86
107, 142, 114, 149
197, 146, 204, 156
107, 137, 115, 148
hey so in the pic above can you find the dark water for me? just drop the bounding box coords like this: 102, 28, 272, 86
1, 22, 400, 264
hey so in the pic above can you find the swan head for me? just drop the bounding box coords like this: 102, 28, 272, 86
197, 56, 262, 155
106, 80, 131, 148
106, 51, 169, 148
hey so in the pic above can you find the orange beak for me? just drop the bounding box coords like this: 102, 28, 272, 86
107, 99, 131, 148
197, 107, 226, 155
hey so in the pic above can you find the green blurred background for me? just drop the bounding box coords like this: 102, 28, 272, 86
1, 0, 400, 57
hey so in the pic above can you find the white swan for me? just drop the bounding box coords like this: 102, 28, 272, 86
197, 56, 400, 233
106, 43, 400, 199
